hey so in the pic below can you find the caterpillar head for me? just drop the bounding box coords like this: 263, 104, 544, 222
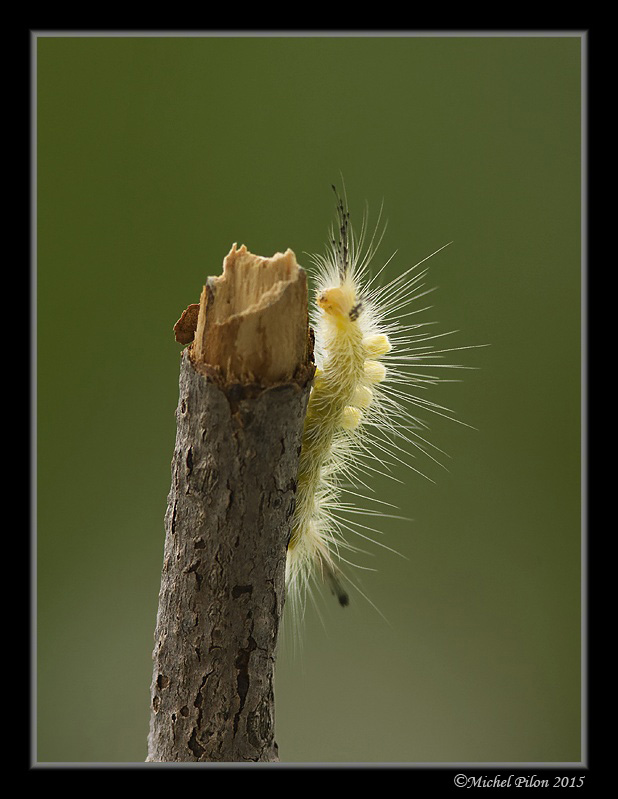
317, 284, 362, 322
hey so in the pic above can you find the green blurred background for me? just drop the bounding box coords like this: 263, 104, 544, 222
36, 35, 582, 763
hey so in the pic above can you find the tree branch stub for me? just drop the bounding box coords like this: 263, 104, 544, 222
148, 244, 313, 762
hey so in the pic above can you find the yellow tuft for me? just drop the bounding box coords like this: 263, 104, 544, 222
363, 333, 392, 357
341, 406, 362, 430
364, 360, 387, 384
352, 384, 373, 409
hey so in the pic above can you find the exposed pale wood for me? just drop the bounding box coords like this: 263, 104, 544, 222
192, 244, 309, 383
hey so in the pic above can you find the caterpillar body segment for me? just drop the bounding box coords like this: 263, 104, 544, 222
286, 189, 393, 612
285, 186, 466, 616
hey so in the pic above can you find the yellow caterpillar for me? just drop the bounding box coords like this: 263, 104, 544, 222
286, 185, 472, 614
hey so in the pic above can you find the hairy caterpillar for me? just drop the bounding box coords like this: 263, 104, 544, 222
285, 185, 473, 617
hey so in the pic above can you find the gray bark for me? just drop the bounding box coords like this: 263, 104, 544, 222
147, 350, 311, 762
